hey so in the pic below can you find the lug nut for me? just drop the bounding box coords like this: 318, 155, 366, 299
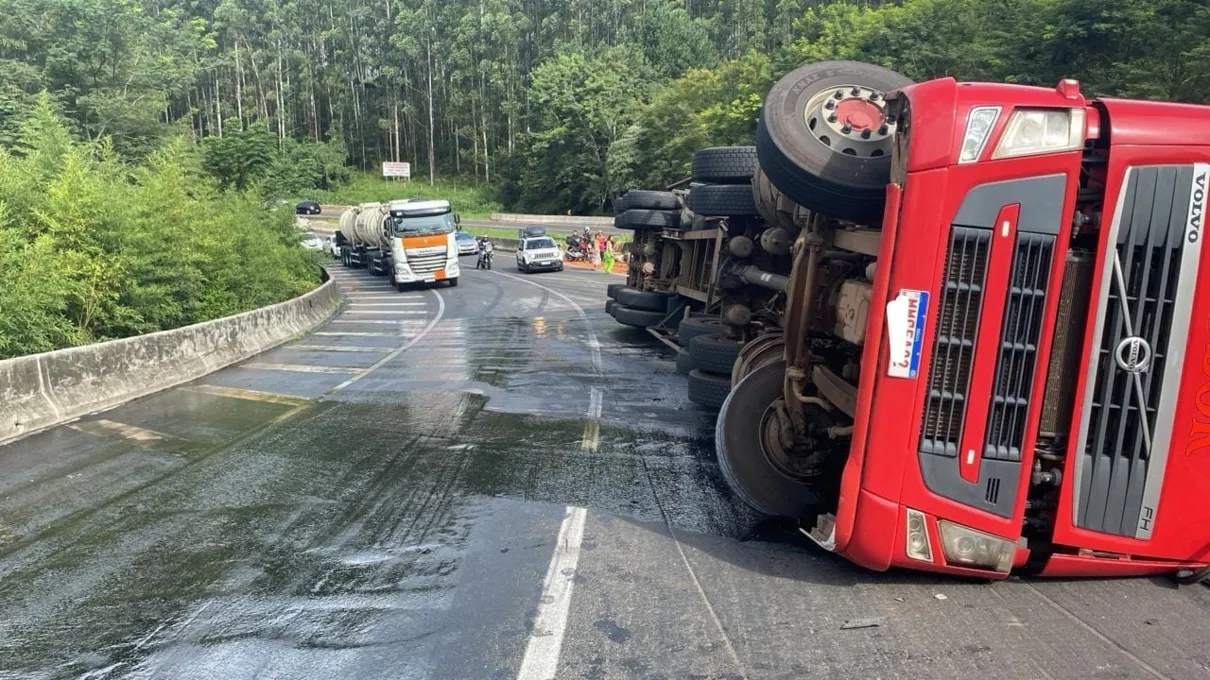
824, 100, 835, 110
860, 129, 871, 139
850, 87, 860, 95
878, 124, 889, 135
828, 113, 838, 123
834, 90, 844, 99
841, 124, 852, 134
885, 115, 896, 124
869, 92, 880, 102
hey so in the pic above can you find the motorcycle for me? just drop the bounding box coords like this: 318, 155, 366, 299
564, 234, 589, 262
476, 241, 494, 270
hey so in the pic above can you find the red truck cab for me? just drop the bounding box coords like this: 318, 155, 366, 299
833, 76, 1210, 578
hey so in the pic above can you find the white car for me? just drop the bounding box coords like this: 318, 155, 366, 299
325, 236, 340, 259
300, 232, 325, 251
516, 236, 564, 273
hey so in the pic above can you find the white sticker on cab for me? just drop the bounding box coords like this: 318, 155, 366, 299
886, 289, 930, 379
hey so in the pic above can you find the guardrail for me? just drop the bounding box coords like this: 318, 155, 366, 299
0, 274, 340, 446
489, 213, 614, 227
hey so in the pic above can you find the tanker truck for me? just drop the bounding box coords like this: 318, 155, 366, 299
339, 199, 461, 289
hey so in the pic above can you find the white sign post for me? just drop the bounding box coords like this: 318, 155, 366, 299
382, 161, 411, 180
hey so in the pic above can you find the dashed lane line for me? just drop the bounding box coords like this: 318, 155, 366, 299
286, 345, 393, 353
312, 331, 407, 337
68, 419, 179, 443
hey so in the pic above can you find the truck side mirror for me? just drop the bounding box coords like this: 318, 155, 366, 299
454, 214, 462, 225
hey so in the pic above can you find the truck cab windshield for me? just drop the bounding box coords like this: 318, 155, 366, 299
391, 212, 454, 236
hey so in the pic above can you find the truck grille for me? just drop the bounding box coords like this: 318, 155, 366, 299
983, 233, 1055, 462
920, 227, 991, 457
407, 253, 446, 275
1074, 164, 1204, 538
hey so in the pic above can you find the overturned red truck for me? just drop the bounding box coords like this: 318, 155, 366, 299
713, 61, 1210, 581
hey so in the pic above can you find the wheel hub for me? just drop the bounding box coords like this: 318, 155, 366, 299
803, 85, 897, 159
758, 399, 835, 481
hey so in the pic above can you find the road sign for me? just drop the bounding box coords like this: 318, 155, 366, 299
383, 161, 411, 178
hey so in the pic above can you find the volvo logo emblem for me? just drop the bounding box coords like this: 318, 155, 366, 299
1115, 336, 1153, 373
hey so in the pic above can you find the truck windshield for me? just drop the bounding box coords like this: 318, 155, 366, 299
391, 212, 454, 236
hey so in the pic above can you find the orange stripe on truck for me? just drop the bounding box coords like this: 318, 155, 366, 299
402, 234, 449, 248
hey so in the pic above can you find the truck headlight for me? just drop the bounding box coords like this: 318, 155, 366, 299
905, 508, 933, 562
958, 106, 1000, 164
991, 108, 1085, 160
937, 520, 1014, 573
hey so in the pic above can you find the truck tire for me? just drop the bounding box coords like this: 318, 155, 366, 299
688, 184, 758, 217
615, 287, 672, 312
689, 333, 744, 376
448, 277, 458, 287
716, 362, 827, 516
692, 147, 758, 184
617, 190, 678, 212
677, 316, 726, 346
607, 283, 626, 300
615, 209, 679, 230
612, 303, 665, 328
688, 369, 731, 411
757, 61, 912, 223
675, 349, 694, 376
606, 299, 617, 315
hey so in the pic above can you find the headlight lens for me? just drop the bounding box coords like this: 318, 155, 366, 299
904, 508, 933, 562
992, 108, 1085, 160
958, 106, 1000, 164
937, 520, 1015, 572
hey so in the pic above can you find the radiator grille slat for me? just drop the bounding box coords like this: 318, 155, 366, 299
921, 227, 991, 458
984, 234, 1055, 462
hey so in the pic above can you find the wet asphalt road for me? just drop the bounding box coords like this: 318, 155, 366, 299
3, 261, 1210, 680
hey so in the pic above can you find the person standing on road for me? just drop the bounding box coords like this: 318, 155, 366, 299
602, 236, 616, 274
588, 238, 599, 267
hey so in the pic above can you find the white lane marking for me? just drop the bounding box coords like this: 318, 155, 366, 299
328, 288, 446, 393
287, 344, 392, 353
343, 310, 427, 315
516, 506, 588, 680
496, 269, 603, 680
344, 295, 426, 300
312, 331, 406, 337
348, 302, 427, 307
580, 387, 603, 453
489, 271, 602, 373
69, 419, 178, 443
183, 385, 310, 405
328, 320, 414, 325
241, 362, 359, 374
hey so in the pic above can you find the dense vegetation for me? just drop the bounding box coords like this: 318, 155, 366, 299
0, 97, 319, 359
1, 0, 1208, 356
3, 0, 1208, 214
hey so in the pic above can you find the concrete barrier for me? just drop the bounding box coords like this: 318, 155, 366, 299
489, 213, 614, 227
0, 275, 341, 446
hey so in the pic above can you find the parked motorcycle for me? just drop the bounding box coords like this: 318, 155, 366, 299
564, 234, 589, 262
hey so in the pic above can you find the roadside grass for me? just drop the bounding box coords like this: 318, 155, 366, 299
312, 174, 502, 217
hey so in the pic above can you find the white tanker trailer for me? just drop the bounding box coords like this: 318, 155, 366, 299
337, 199, 462, 289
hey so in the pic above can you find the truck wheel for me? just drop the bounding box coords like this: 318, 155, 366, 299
612, 303, 665, 328
687, 369, 731, 410
396, 281, 407, 292
688, 184, 758, 217
606, 299, 617, 316
677, 316, 725, 346
615, 209, 680, 230
757, 61, 913, 223
732, 333, 786, 386
448, 278, 458, 287
689, 333, 744, 376
615, 287, 672, 312
691, 146, 758, 184
617, 190, 678, 212
715, 362, 828, 516
675, 349, 694, 376
607, 283, 625, 300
